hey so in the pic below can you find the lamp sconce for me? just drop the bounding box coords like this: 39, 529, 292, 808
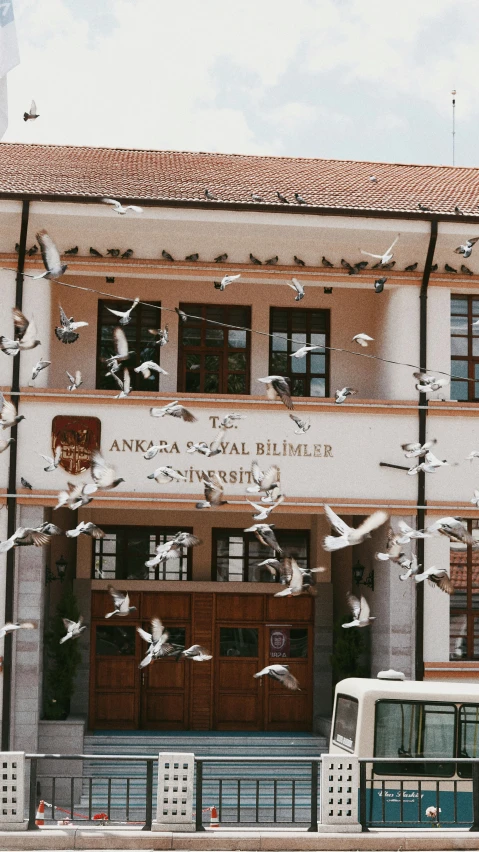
45, 555, 68, 586
352, 559, 374, 591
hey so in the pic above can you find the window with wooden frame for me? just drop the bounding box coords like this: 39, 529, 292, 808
92, 527, 193, 581
96, 300, 163, 391
177, 304, 251, 394
269, 307, 330, 398
212, 528, 309, 582
450, 295, 479, 401
450, 520, 479, 659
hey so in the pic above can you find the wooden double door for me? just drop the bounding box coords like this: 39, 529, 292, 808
89, 590, 313, 731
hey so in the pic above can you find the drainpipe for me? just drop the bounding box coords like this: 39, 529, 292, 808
415, 219, 438, 682
2, 200, 30, 750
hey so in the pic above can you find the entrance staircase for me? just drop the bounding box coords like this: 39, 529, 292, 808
79, 731, 328, 824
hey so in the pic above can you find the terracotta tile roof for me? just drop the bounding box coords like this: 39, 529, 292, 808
1, 143, 479, 214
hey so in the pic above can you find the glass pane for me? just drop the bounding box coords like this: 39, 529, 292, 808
206, 306, 224, 323
450, 614, 467, 659
451, 316, 468, 333
374, 701, 455, 775
292, 378, 304, 396
182, 328, 201, 346
96, 626, 136, 655
205, 328, 224, 347
271, 310, 288, 333
124, 533, 151, 579
205, 373, 220, 392
451, 337, 468, 356
310, 354, 326, 373
291, 333, 306, 348
185, 373, 201, 392
95, 555, 116, 579
451, 380, 468, 400
205, 355, 220, 371
310, 377, 326, 397
311, 312, 328, 333
291, 314, 307, 333
451, 298, 468, 315
271, 334, 288, 352
310, 332, 326, 347
228, 353, 246, 371
101, 535, 117, 554
271, 352, 288, 373
291, 354, 306, 373
164, 627, 186, 647
227, 374, 246, 393
473, 300, 479, 316
228, 330, 246, 348
333, 696, 358, 751
186, 354, 201, 370
451, 360, 468, 378
220, 627, 258, 657
475, 383, 479, 399
290, 628, 308, 657
459, 705, 479, 768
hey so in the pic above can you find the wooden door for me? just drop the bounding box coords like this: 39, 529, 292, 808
90, 621, 140, 729
140, 623, 190, 730
263, 624, 313, 731
214, 625, 264, 730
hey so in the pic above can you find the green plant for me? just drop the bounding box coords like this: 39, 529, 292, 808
43, 588, 82, 720
330, 615, 369, 685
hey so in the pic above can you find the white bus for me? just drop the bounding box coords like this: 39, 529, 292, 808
330, 676, 479, 826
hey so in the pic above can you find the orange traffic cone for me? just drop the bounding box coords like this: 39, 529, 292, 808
209, 805, 220, 828
35, 800, 45, 827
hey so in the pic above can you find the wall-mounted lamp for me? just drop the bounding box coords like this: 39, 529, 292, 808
352, 559, 374, 591
45, 555, 68, 585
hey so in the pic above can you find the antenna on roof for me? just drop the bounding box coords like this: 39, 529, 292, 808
451, 90, 456, 166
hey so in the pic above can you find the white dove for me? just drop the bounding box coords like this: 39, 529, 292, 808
290, 344, 321, 359
106, 298, 140, 325
143, 443, 172, 460
254, 665, 300, 691
361, 235, 399, 266
66, 370, 82, 391
287, 278, 305, 301
39, 446, 62, 472
323, 505, 388, 551
134, 361, 168, 379
342, 593, 375, 628
214, 273, 241, 291
352, 333, 374, 347
60, 617, 86, 643
102, 198, 143, 215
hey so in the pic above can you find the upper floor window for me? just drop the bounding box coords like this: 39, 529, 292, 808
212, 528, 309, 582
450, 296, 479, 401
450, 520, 479, 660
97, 300, 162, 391
269, 308, 329, 398
93, 527, 192, 581
177, 304, 251, 394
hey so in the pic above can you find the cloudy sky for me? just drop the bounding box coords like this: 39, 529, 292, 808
3, 0, 478, 166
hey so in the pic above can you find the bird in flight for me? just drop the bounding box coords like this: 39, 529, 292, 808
102, 198, 143, 215
323, 505, 388, 551
55, 306, 88, 344
455, 237, 479, 259
257, 375, 294, 410
60, 617, 86, 644
361, 235, 399, 266
342, 593, 375, 628
105, 585, 137, 618
106, 298, 140, 326
23, 100, 39, 121
214, 273, 241, 291
254, 665, 300, 690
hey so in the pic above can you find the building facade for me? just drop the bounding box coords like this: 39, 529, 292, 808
0, 144, 477, 753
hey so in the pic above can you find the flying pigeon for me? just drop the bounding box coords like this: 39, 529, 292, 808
23, 100, 39, 121
287, 278, 305, 301
145, 533, 201, 568
294, 193, 308, 205
64, 246, 78, 255
214, 273, 241, 291
147, 465, 187, 485
335, 387, 358, 404
413, 372, 449, 393
204, 189, 218, 200
407, 451, 449, 475
291, 344, 320, 358
28, 230, 68, 279
414, 567, 454, 594
455, 237, 479, 258
249, 253, 262, 264
150, 401, 197, 422
265, 256, 279, 265
246, 461, 281, 501
219, 413, 246, 428
105, 298, 139, 326
374, 277, 387, 293
257, 376, 293, 409
196, 471, 227, 509
137, 619, 175, 668
466, 450, 479, 461
112, 367, 131, 398
375, 528, 405, 563
352, 333, 373, 347
398, 555, 420, 581
342, 593, 375, 628
276, 192, 289, 203
66, 370, 82, 391
55, 481, 97, 510
322, 256, 334, 268
289, 413, 310, 434
427, 517, 477, 546
134, 361, 167, 379
396, 520, 431, 543
55, 306, 88, 344
0, 621, 35, 639
214, 253, 228, 263
323, 505, 388, 551
89, 247, 103, 257
254, 665, 300, 690
0, 438, 13, 453
91, 452, 124, 490
294, 256, 305, 266
176, 645, 212, 661
361, 235, 399, 266
30, 357, 51, 383
0, 393, 24, 429
102, 198, 143, 215
148, 325, 169, 346
274, 557, 324, 597
244, 523, 283, 553
39, 446, 62, 472
143, 443, 172, 460
187, 426, 225, 457
162, 250, 174, 261
247, 497, 283, 521
401, 439, 437, 458
105, 585, 137, 618
60, 617, 86, 643
66, 521, 105, 539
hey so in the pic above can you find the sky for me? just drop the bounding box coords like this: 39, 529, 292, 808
3, 0, 479, 167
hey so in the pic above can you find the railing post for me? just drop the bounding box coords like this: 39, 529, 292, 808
307, 759, 319, 831
142, 759, 153, 831
195, 759, 205, 831
27, 757, 39, 831
359, 760, 369, 833
470, 761, 479, 831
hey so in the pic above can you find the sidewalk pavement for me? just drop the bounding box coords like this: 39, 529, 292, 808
0, 827, 478, 851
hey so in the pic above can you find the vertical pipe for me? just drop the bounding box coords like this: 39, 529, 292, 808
142, 760, 153, 831
2, 200, 30, 751
307, 760, 318, 831
415, 219, 438, 682
359, 761, 369, 832
195, 759, 205, 831
27, 757, 39, 830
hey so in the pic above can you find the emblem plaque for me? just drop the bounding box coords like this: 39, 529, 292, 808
52, 415, 101, 476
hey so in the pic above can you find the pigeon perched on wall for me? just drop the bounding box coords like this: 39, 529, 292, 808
322, 256, 334, 268
294, 256, 305, 266
90, 247, 103, 257
214, 253, 228, 263
64, 246, 78, 256
162, 250, 174, 261
185, 253, 199, 262
204, 189, 218, 200
249, 253, 262, 265
276, 192, 289, 203
106, 249, 120, 257
121, 249, 134, 258
265, 256, 278, 265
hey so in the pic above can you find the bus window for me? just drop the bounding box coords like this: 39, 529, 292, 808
458, 704, 479, 777
332, 694, 358, 752
374, 700, 456, 776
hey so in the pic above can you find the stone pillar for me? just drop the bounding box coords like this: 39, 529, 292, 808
0, 752, 27, 830
152, 752, 195, 832
11, 505, 46, 753
318, 754, 361, 832
313, 584, 333, 733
